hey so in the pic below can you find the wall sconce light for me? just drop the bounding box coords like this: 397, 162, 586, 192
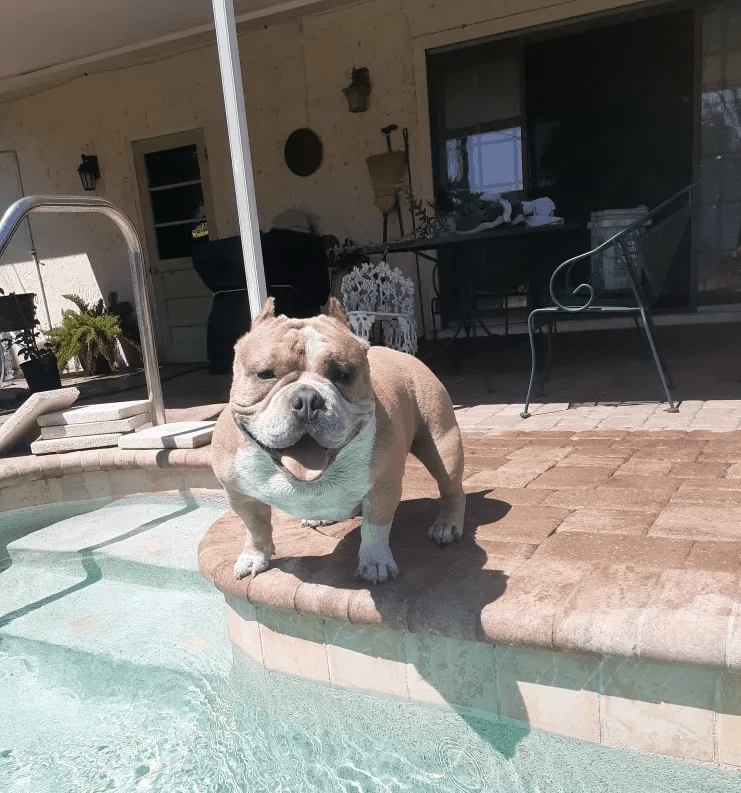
342, 67, 370, 113
77, 154, 100, 191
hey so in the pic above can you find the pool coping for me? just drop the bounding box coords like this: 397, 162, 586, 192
0, 445, 219, 503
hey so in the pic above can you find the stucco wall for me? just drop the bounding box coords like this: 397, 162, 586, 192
0, 44, 237, 331
0, 0, 642, 345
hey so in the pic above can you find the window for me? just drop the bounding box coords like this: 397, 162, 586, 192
446, 128, 523, 195
143, 144, 208, 260
428, 44, 524, 208
697, 0, 741, 302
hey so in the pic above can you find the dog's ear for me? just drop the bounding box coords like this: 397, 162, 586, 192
250, 297, 275, 329
326, 296, 350, 328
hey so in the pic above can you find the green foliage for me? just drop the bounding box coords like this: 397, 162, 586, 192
46, 294, 124, 374
397, 183, 446, 239
14, 323, 53, 363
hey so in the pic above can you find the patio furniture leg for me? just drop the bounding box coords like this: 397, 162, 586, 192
637, 304, 678, 412
633, 315, 652, 359
641, 308, 675, 389
521, 309, 549, 418
537, 320, 555, 396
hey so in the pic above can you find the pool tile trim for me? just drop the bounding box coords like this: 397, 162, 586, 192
224, 600, 736, 764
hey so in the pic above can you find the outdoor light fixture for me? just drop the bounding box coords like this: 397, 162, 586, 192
77, 154, 100, 191
343, 67, 370, 113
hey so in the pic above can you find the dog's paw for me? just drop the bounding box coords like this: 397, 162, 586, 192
355, 546, 398, 585
355, 560, 398, 584
301, 518, 337, 529
428, 519, 463, 545
234, 551, 271, 579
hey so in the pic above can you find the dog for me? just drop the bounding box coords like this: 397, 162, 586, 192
211, 296, 465, 584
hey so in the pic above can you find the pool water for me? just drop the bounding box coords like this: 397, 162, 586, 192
1, 494, 739, 792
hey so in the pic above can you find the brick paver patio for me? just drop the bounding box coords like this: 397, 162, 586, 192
201, 426, 741, 664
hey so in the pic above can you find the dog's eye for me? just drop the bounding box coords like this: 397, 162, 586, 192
256, 369, 275, 380
332, 369, 353, 385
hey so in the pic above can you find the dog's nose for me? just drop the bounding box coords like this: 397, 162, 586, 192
290, 386, 326, 421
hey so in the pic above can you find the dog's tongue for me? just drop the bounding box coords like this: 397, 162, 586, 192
279, 435, 331, 481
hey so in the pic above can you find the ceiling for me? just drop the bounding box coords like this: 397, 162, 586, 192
0, 0, 336, 94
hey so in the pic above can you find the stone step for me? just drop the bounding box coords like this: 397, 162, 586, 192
39, 410, 150, 439
118, 420, 216, 449
31, 432, 125, 454
37, 399, 151, 427
0, 387, 79, 454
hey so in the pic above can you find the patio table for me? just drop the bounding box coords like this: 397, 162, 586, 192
346, 222, 580, 339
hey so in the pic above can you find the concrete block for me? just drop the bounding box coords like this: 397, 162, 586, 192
37, 399, 150, 427
0, 387, 79, 454
117, 421, 216, 449
39, 411, 150, 439
31, 433, 124, 455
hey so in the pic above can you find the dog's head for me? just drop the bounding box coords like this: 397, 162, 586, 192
230, 297, 375, 483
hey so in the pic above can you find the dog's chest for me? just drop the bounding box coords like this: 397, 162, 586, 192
233, 419, 375, 520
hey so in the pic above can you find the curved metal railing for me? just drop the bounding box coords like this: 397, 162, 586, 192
547, 183, 697, 313
0, 195, 165, 426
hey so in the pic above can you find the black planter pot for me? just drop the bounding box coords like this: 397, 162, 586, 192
20, 354, 62, 394
89, 354, 111, 376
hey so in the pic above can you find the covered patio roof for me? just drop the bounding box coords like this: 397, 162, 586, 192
1, 0, 354, 322
0, 0, 350, 96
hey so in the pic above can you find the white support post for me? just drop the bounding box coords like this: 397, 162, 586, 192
210, 0, 268, 318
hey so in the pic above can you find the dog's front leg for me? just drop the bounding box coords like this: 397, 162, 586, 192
225, 485, 275, 579
355, 479, 402, 585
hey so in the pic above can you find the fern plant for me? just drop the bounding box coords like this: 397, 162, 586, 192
46, 294, 124, 374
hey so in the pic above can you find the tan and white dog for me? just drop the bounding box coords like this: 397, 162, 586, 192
211, 297, 465, 584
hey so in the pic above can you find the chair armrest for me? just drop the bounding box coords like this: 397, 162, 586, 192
548, 182, 697, 311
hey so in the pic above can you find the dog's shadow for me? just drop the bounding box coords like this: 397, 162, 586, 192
263, 491, 526, 759
269, 490, 511, 642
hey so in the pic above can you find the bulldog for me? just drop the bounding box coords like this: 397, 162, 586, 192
211, 296, 465, 584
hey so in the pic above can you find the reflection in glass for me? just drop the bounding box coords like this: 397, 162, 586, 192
698, 0, 741, 302
144, 144, 201, 188
156, 222, 206, 260
151, 183, 206, 225
445, 128, 523, 196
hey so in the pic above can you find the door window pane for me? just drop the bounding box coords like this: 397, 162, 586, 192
429, 43, 524, 208
144, 144, 200, 188
155, 222, 206, 260
446, 128, 523, 196
151, 183, 206, 225
698, 0, 741, 302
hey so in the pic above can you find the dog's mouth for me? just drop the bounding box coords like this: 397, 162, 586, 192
273, 434, 339, 482
239, 424, 339, 482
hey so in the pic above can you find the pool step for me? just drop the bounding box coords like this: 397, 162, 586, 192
0, 495, 231, 675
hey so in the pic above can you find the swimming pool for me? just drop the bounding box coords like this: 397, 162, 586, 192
1, 494, 739, 792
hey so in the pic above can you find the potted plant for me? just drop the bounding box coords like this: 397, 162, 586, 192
46, 294, 133, 376
15, 323, 63, 393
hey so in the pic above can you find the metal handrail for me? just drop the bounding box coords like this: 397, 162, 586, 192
0, 195, 166, 426
548, 182, 698, 312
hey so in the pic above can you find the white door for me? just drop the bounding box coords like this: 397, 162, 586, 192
133, 130, 216, 363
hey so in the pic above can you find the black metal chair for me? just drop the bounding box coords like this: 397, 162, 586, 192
521, 184, 697, 418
